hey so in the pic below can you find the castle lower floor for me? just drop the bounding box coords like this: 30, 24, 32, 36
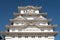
5, 36, 54, 40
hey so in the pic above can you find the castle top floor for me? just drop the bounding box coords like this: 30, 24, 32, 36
18, 6, 42, 14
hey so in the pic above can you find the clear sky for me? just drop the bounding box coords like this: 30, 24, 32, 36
0, 0, 60, 40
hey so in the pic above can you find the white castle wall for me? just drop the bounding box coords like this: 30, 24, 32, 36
5, 36, 54, 40
9, 27, 53, 32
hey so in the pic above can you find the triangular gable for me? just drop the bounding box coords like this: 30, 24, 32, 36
37, 16, 47, 20
14, 15, 25, 20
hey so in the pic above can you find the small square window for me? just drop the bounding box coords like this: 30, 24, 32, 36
45, 36, 48, 38
41, 29, 44, 31
38, 36, 41, 38
31, 36, 35, 38
25, 36, 28, 38
18, 36, 22, 38
12, 36, 15, 38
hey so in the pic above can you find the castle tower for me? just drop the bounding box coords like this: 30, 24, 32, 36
1, 6, 57, 40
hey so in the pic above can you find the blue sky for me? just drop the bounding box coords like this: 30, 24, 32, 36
0, 0, 60, 40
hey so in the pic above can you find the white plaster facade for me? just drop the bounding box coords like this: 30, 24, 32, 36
5, 36, 54, 40
9, 27, 53, 32
3, 6, 57, 40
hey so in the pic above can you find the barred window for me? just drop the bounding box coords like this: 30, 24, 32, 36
25, 36, 28, 38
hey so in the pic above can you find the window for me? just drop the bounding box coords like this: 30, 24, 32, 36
7, 29, 9, 32
23, 10, 26, 13
12, 36, 15, 38
45, 36, 48, 38
41, 29, 44, 31
11, 22, 13, 25
38, 36, 41, 38
16, 22, 19, 25
25, 36, 28, 38
18, 36, 22, 38
31, 36, 35, 38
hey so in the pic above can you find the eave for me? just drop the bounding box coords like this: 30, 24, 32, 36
0, 32, 58, 36
6, 25, 57, 30
13, 13, 47, 18
18, 6, 42, 10
9, 19, 51, 23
